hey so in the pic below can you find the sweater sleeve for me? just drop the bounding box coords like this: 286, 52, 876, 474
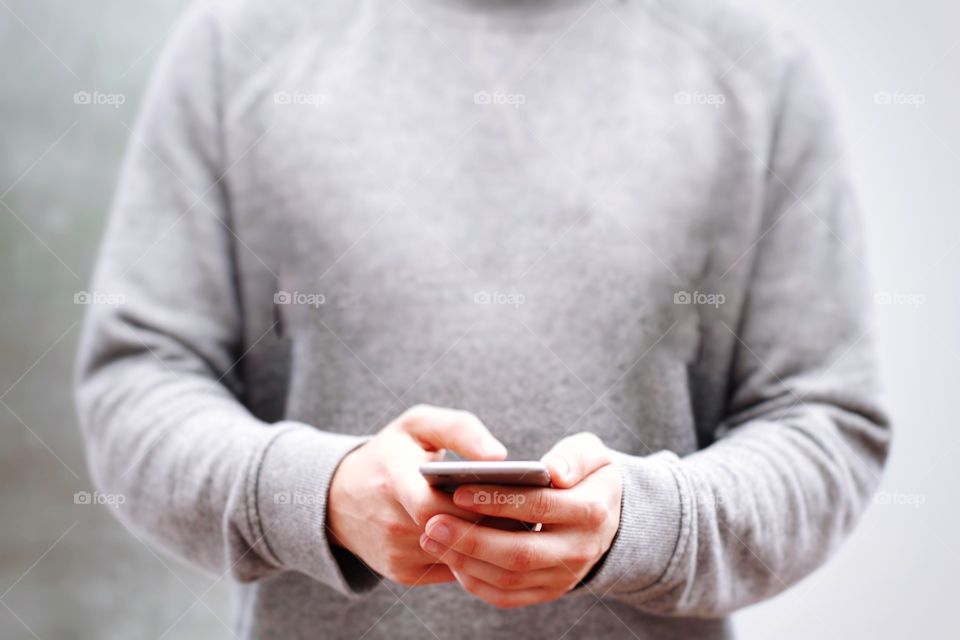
74, 6, 377, 595
585, 43, 891, 616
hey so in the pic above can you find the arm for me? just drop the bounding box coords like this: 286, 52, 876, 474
73, 6, 375, 592
77, 6, 515, 595
419, 43, 890, 615
583, 43, 891, 616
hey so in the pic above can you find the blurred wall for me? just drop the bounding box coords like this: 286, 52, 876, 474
0, 2, 232, 638
0, 1, 957, 638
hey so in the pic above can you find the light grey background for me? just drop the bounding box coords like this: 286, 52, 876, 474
1, 1, 956, 638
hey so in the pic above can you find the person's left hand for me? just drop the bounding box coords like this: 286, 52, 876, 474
419, 433, 623, 608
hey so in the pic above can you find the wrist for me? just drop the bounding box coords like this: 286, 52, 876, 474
254, 426, 375, 596
326, 446, 360, 551
581, 450, 685, 595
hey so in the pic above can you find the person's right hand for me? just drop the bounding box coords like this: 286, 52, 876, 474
327, 404, 508, 586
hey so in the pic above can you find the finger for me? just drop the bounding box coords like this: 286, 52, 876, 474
452, 485, 600, 525
541, 432, 612, 489
419, 534, 565, 590
450, 569, 564, 609
403, 563, 456, 587
423, 514, 559, 572
392, 466, 489, 526
391, 536, 453, 569
399, 405, 507, 460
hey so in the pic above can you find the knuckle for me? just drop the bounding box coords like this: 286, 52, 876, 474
584, 498, 608, 527
529, 491, 553, 521
461, 534, 481, 558
369, 473, 396, 500
393, 416, 413, 433
567, 552, 591, 569
371, 474, 391, 497
448, 551, 468, 571
398, 406, 425, 429
573, 431, 604, 448
569, 542, 602, 568
509, 545, 536, 571
459, 573, 481, 595
574, 431, 609, 457
494, 568, 523, 589
588, 541, 604, 562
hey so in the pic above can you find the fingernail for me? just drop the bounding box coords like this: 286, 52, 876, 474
420, 535, 440, 554
453, 490, 471, 506
428, 522, 451, 543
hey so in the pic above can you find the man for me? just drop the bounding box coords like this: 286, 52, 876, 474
75, 0, 890, 637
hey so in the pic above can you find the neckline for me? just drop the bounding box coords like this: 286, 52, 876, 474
405, 0, 604, 27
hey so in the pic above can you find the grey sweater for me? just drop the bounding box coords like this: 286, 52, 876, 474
75, 0, 890, 638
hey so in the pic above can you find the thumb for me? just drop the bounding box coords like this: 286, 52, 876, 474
541, 432, 612, 488
399, 405, 507, 461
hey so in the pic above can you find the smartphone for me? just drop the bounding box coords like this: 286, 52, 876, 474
420, 461, 551, 492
